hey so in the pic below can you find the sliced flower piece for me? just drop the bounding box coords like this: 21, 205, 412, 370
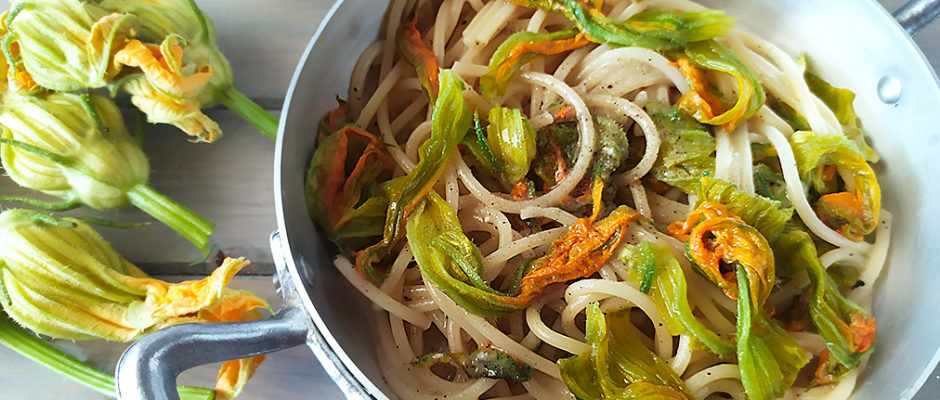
513, 190, 639, 302
529, 115, 627, 195
486, 106, 538, 185
505, 0, 733, 51
668, 201, 774, 308
396, 13, 439, 102
591, 116, 630, 183
557, 303, 692, 400
735, 267, 809, 400
413, 345, 531, 382
773, 229, 876, 375
790, 131, 880, 239
619, 241, 735, 356
647, 103, 715, 193
675, 40, 765, 131
407, 191, 520, 317
305, 125, 392, 253
480, 28, 588, 102
407, 186, 638, 318
356, 69, 472, 282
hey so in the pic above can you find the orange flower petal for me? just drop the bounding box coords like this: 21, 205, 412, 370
113, 38, 212, 99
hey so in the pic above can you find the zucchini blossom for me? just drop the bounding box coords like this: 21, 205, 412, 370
0, 91, 214, 255
98, 0, 276, 141
2, 0, 277, 142
98, 0, 232, 105
2, 0, 137, 92
0, 208, 267, 400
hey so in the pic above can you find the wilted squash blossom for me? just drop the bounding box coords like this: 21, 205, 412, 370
98, 0, 234, 105
112, 36, 222, 141
0, 209, 267, 399
0, 91, 215, 255
98, 0, 239, 142
3, 0, 137, 92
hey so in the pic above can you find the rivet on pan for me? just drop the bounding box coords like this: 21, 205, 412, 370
877, 75, 902, 105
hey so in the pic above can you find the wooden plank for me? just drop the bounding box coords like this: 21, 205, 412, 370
197, 0, 331, 100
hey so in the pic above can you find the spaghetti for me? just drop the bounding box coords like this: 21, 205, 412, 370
304, 1, 891, 399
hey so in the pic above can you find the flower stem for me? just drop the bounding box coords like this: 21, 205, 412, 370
219, 87, 278, 141
0, 196, 82, 211
126, 184, 214, 257
0, 314, 215, 400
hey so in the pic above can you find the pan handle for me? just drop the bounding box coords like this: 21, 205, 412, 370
115, 231, 375, 400
114, 230, 315, 400
894, 0, 940, 35
115, 307, 310, 400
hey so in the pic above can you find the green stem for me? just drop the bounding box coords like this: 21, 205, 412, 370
219, 86, 278, 141
126, 184, 214, 257
0, 314, 215, 400
78, 217, 150, 229
0, 196, 82, 211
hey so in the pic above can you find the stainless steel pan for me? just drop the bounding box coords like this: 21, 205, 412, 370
115, 0, 940, 399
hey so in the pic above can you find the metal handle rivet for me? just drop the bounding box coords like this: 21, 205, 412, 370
877, 75, 903, 104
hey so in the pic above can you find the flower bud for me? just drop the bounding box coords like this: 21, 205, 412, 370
0, 209, 266, 341
0, 91, 148, 209
0, 91, 215, 254
3, 0, 137, 91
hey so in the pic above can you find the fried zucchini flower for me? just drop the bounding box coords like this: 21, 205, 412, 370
0, 91, 214, 255
0, 208, 266, 399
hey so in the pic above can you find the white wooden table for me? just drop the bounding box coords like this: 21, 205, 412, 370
0, 0, 938, 399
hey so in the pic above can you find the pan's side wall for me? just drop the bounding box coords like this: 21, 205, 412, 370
276, 0, 396, 398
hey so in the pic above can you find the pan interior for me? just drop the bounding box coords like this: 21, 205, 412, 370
275, 0, 940, 398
